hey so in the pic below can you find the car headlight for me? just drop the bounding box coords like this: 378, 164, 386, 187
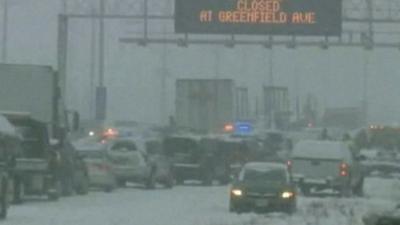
281, 191, 294, 199
231, 189, 243, 197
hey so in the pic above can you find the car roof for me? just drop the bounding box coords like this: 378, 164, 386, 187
108, 138, 138, 144
0, 114, 18, 137
292, 140, 349, 160
244, 162, 287, 172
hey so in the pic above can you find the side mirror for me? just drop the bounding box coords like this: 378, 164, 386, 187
142, 151, 149, 162
50, 139, 60, 147
77, 154, 85, 160
230, 173, 239, 182
356, 154, 367, 161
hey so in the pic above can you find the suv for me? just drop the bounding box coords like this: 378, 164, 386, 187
229, 162, 296, 214
163, 135, 214, 185
106, 138, 156, 189
6, 115, 62, 202
290, 140, 364, 196
203, 137, 249, 184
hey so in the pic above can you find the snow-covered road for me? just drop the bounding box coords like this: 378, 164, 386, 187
5, 178, 400, 225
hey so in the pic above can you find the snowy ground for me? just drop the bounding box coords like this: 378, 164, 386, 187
5, 178, 400, 225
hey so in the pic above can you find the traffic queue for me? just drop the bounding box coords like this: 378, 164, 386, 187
1, 110, 386, 218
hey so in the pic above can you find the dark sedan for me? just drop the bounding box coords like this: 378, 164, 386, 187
229, 162, 296, 214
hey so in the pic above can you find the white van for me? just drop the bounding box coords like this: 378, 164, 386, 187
289, 140, 364, 196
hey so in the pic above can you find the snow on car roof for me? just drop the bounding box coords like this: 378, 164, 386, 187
292, 140, 349, 160
359, 149, 378, 159
0, 114, 17, 137
73, 140, 106, 151
244, 162, 286, 172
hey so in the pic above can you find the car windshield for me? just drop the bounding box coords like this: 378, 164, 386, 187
164, 138, 198, 155
13, 123, 46, 158
240, 168, 287, 184
15, 126, 36, 140
78, 150, 104, 159
110, 141, 137, 151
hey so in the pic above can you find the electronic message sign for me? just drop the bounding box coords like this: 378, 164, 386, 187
175, 0, 342, 35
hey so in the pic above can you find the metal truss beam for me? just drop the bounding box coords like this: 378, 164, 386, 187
119, 37, 399, 49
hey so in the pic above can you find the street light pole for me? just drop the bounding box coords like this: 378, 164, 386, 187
93, 0, 107, 121
362, 52, 369, 124
2, 0, 8, 63
90, 5, 97, 119
99, 0, 105, 87
61, 0, 67, 14
268, 49, 274, 86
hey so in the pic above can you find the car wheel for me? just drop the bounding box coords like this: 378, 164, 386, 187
117, 179, 126, 187
61, 175, 74, 197
175, 175, 184, 185
104, 185, 114, 193
284, 204, 296, 215
229, 202, 238, 213
353, 178, 364, 197
145, 168, 156, 189
301, 186, 310, 196
340, 185, 353, 198
0, 178, 8, 219
163, 174, 174, 189
12, 177, 24, 204
218, 175, 230, 185
202, 171, 213, 186
48, 191, 59, 201
76, 176, 89, 195
48, 181, 61, 201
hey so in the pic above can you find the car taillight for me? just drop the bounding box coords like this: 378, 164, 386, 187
93, 164, 110, 171
101, 164, 110, 171
339, 163, 348, 177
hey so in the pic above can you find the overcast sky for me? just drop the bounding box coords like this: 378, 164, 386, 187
2, 0, 400, 125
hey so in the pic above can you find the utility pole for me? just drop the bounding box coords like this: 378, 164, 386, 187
362, 52, 369, 124
95, 0, 107, 121
158, 0, 169, 125
99, 0, 105, 87
214, 47, 220, 78
214, 47, 221, 132
61, 0, 67, 14
366, 0, 374, 41
160, 24, 168, 125
268, 48, 274, 86
2, 0, 8, 63
362, 0, 372, 124
90, 5, 97, 119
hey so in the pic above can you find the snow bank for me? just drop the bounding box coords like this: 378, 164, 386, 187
5, 178, 400, 225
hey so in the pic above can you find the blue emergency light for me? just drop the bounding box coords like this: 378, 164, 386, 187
234, 122, 253, 134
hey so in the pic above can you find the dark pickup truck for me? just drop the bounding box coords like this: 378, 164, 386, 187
5, 113, 88, 202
